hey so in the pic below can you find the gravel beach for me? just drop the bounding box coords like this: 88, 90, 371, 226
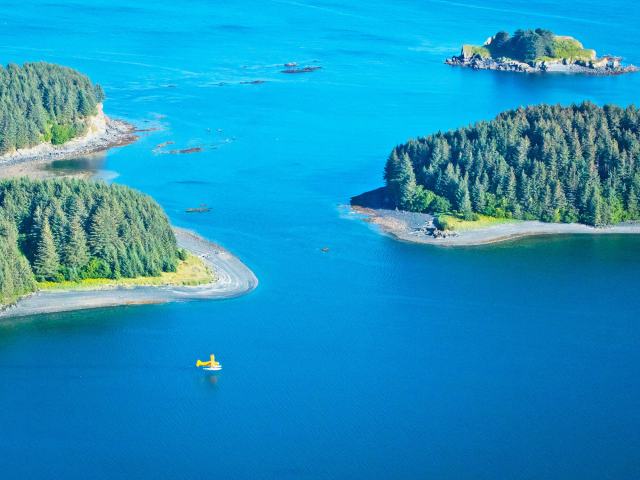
0, 228, 258, 319
0, 104, 137, 179
353, 206, 640, 246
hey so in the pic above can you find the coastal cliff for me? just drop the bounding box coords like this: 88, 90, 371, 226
0, 103, 136, 177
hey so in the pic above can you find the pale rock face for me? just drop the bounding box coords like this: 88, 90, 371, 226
87, 103, 107, 134
0, 103, 136, 173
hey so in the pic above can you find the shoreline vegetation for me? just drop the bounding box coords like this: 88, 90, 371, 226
0, 104, 137, 179
37, 250, 214, 291
0, 228, 258, 319
446, 29, 638, 75
351, 204, 640, 246
352, 102, 640, 245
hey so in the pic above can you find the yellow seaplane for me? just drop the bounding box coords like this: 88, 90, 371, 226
196, 354, 222, 371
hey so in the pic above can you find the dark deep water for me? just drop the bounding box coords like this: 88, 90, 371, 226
1, 1, 640, 478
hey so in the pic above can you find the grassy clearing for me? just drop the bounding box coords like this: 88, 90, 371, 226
439, 214, 516, 231
537, 37, 596, 62
462, 44, 491, 58
38, 254, 214, 291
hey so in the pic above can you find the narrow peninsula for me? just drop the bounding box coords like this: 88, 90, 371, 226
352, 102, 640, 246
446, 29, 637, 75
0, 179, 257, 318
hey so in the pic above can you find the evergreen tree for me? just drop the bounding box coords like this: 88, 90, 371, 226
505, 169, 517, 208
627, 185, 639, 218
384, 151, 416, 209
398, 153, 417, 210
584, 180, 603, 226
33, 218, 60, 281
456, 177, 473, 219
0, 216, 36, 305
63, 213, 89, 280
471, 178, 487, 212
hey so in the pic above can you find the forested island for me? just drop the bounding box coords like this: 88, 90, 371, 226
0, 62, 136, 175
0, 178, 183, 306
446, 29, 637, 74
352, 103, 640, 245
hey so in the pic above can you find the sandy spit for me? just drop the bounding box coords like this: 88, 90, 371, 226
353, 206, 640, 247
0, 228, 258, 319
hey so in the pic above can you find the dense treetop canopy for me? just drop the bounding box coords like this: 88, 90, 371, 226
0, 178, 180, 306
489, 29, 555, 63
384, 102, 640, 226
0, 62, 104, 154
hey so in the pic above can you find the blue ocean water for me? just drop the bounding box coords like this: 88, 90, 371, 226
1, 1, 640, 478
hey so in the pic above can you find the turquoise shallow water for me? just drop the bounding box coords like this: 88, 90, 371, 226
1, 1, 640, 478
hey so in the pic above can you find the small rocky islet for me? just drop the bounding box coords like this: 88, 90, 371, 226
446, 28, 638, 75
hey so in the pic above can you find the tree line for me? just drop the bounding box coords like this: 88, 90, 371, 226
0, 62, 104, 154
384, 102, 640, 226
0, 178, 182, 306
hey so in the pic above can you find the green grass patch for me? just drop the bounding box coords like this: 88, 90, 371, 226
50, 123, 77, 145
536, 37, 595, 62
462, 44, 491, 58
38, 253, 214, 291
438, 214, 516, 232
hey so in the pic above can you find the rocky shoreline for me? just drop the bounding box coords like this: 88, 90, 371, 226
351, 205, 640, 247
0, 104, 137, 176
446, 53, 639, 75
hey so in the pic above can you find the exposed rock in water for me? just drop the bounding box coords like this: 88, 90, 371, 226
186, 205, 211, 213
168, 147, 203, 155
281, 66, 322, 74
350, 186, 395, 210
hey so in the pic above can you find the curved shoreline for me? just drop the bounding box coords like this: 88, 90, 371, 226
352, 206, 640, 247
0, 104, 138, 178
0, 228, 258, 319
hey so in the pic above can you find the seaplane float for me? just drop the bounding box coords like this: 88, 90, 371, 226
196, 354, 222, 371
